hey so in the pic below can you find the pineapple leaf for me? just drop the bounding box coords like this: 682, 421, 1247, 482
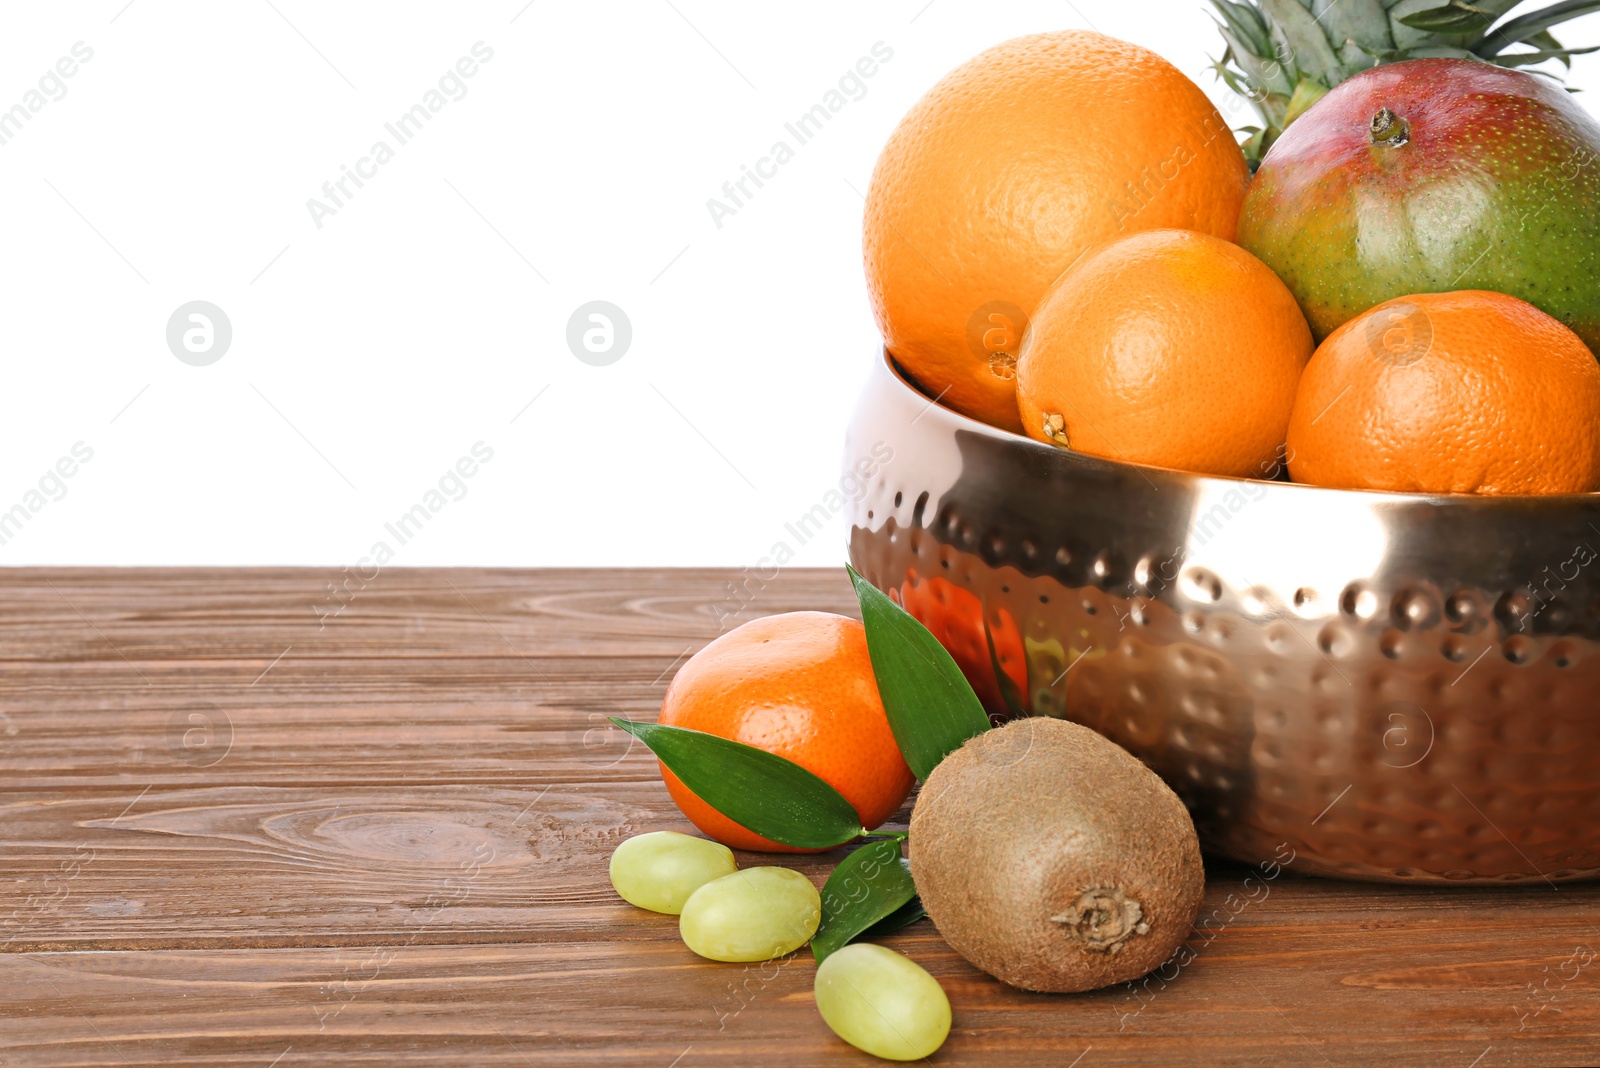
1211, 53, 1262, 102
1259, 0, 1346, 84
1240, 126, 1270, 169
1335, 39, 1382, 75
1524, 29, 1573, 67
1312, 0, 1397, 53
1476, 0, 1531, 15
1216, 24, 1298, 96
1397, 1, 1498, 34
1388, 0, 1475, 47
1355, 40, 1486, 62
1399, 44, 1488, 58
1491, 43, 1600, 67
1210, 51, 1290, 130
1474, 0, 1600, 56
1283, 77, 1332, 125
1211, 0, 1275, 55
1389, 0, 1444, 45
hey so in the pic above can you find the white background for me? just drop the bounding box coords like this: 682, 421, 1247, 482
2, 1, 1598, 567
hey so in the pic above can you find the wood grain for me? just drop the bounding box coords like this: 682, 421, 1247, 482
2, 568, 1598, 1066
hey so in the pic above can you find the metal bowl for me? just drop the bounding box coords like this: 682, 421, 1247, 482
845, 350, 1600, 884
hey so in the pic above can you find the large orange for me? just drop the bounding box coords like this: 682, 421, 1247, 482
864, 30, 1250, 432
1287, 291, 1600, 495
657, 611, 914, 853
1015, 229, 1313, 477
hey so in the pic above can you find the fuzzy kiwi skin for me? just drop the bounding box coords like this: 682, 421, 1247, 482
909, 717, 1203, 993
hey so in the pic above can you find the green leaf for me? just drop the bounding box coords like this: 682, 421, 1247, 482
1496, 29, 1589, 70
847, 566, 992, 781
1360, 40, 1485, 61
1240, 126, 1271, 170
1492, 44, 1600, 67
811, 839, 918, 962
1398, 1, 1498, 33
1474, 0, 1600, 56
1211, 0, 1275, 56
1210, 52, 1281, 131
1389, 0, 1462, 47
1260, 0, 1347, 84
610, 720, 865, 849
1399, 44, 1489, 57
861, 896, 927, 937
1476, 0, 1532, 17
1312, 0, 1396, 54
1216, 24, 1298, 98
1284, 76, 1332, 125
1335, 38, 1382, 78
1526, 29, 1566, 51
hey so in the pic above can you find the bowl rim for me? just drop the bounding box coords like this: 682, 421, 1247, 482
874, 346, 1600, 509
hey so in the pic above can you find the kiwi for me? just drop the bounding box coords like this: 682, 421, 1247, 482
908, 716, 1203, 993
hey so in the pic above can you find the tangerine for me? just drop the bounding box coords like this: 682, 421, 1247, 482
1287, 291, 1600, 495
1015, 229, 1312, 477
657, 611, 914, 853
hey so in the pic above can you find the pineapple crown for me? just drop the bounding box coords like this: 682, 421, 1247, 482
1212, 0, 1600, 165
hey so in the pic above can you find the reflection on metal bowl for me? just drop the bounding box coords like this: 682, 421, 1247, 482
845, 350, 1600, 884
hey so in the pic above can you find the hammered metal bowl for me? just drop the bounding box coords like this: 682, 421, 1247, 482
845, 350, 1600, 884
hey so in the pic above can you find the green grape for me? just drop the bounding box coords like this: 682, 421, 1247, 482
814, 943, 951, 1061
609, 831, 737, 915
679, 867, 821, 962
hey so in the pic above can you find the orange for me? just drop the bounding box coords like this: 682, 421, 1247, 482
1015, 229, 1313, 477
864, 30, 1250, 432
898, 571, 1025, 718
657, 611, 914, 853
1287, 291, 1600, 495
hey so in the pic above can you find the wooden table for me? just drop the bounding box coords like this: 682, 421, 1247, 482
2, 568, 1597, 1067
